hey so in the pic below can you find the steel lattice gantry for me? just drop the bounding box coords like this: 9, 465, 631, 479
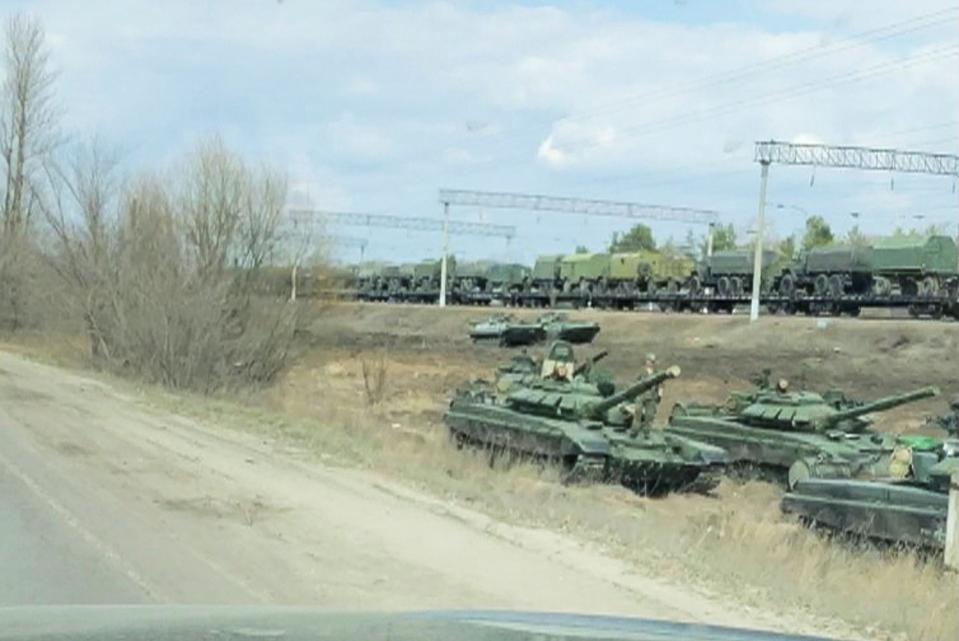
748, 140, 959, 322
438, 189, 721, 224
287, 209, 516, 239
755, 140, 959, 177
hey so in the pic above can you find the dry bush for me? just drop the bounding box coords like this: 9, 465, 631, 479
360, 349, 389, 406
41, 138, 308, 392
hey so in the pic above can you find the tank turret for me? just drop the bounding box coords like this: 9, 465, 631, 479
586, 366, 680, 419
810, 386, 939, 432
732, 385, 938, 432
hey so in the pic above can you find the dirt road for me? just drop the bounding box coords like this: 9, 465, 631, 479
0, 349, 838, 634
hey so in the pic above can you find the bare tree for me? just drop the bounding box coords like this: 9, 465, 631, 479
0, 14, 59, 331
42, 138, 304, 391
0, 13, 58, 235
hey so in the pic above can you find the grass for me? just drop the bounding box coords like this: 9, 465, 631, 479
2, 334, 957, 641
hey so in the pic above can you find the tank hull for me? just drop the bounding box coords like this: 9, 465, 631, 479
469, 322, 545, 346
544, 322, 601, 344
445, 398, 726, 496
665, 415, 894, 485
781, 478, 947, 548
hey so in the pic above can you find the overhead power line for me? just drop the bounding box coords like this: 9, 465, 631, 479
746, 139, 959, 322
288, 208, 516, 239
556, 6, 959, 127
438, 188, 721, 225
554, 43, 959, 155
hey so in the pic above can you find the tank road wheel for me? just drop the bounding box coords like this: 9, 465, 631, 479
813, 274, 829, 297
717, 276, 731, 297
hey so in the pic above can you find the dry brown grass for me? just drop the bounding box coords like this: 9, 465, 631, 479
6, 334, 957, 641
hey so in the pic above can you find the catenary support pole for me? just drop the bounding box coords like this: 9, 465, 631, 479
706, 222, 715, 257
750, 161, 770, 322
947, 471, 959, 570
439, 201, 450, 307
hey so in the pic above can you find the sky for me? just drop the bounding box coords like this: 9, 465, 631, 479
8, 0, 959, 264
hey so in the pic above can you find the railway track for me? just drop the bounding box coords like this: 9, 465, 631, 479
342, 288, 959, 320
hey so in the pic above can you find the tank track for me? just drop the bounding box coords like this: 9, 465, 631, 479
562, 454, 607, 485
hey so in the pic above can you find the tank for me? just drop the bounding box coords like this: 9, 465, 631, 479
782, 430, 959, 549
468, 314, 545, 347
444, 353, 729, 496
536, 312, 600, 344
666, 376, 939, 486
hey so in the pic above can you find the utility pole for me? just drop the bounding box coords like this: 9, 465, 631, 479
750, 161, 770, 322
947, 471, 959, 570
752, 140, 959, 323
439, 201, 450, 307
706, 222, 715, 257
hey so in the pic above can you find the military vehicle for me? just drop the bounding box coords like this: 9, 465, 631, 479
468, 315, 545, 347
608, 250, 694, 296
444, 347, 728, 495
688, 249, 779, 299
536, 312, 600, 344
782, 426, 959, 549
666, 375, 939, 486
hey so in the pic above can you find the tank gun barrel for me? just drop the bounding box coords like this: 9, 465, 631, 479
812, 386, 939, 430
588, 366, 680, 418
573, 350, 609, 377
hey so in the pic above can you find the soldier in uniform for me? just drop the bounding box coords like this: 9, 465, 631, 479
630, 353, 662, 437
929, 396, 959, 437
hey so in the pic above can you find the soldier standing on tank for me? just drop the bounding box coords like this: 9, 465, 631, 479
630, 353, 662, 437
929, 396, 959, 437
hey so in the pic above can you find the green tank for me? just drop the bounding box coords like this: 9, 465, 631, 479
666, 376, 939, 487
782, 429, 959, 549
536, 312, 600, 344
468, 314, 545, 347
444, 353, 728, 495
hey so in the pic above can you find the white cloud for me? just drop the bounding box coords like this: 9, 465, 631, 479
5, 0, 956, 261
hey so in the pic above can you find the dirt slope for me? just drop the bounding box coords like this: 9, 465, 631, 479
0, 350, 845, 635
303, 302, 959, 431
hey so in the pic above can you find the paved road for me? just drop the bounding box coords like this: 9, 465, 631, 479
0, 349, 843, 638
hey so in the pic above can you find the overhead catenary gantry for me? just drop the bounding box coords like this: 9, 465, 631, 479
287, 208, 516, 303
438, 188, 723, 307
288, 209, 516, 238
749, 140, 959, 323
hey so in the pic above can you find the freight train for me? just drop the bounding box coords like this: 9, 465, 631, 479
343, 234, 959, 319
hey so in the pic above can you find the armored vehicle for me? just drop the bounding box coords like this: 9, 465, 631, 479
468, 315, 545, 347
444, 347, 728, 495
782, 425, 959, 548
536, 312, 600, 344
666, 375, 939, 486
